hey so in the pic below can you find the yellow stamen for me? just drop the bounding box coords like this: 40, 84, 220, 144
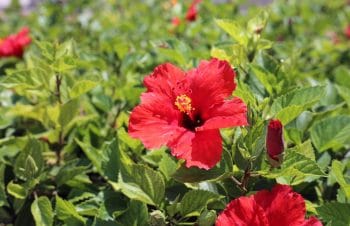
175, 94, 194, 114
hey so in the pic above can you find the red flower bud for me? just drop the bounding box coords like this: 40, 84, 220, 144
266, 119, 284, 167
171, 17, 181, 26
185, 0, 201, 22
344, 25, 350, 39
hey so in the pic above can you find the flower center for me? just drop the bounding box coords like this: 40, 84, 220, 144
175, 94, 194, 114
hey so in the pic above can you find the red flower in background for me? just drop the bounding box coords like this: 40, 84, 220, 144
0, 27, 31, 58
185, 0, 201, 22
128, 59, 247, 169
344, 25, 350, 39
172, 17, 181, 26
216, 184, 322, 226
266, 119, 284, 166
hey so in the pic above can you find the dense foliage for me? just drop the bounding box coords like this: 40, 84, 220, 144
0, 0, 350, 225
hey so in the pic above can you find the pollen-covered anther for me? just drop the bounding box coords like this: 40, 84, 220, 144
175, 94, 194, 114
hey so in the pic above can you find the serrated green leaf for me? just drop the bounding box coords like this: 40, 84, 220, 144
210, 48, 231, 61
310, 115, 350, 152
180, 190, 221, 217
247, 10, 269, 34
330, 160, 350, 199
115, 200, 148, 226
14, 138, 44, 181
59, 99, 79, 128
31, 196, 53, 226
335, 85, 350, 107
290, 140, 315, 160
159, 153, 177, 181
269, 86, 326, 116
261, 150, 325, 185
317, 202, 350, 226
56, 196, 86, 226
215, 19, 248, 46
250, 64, 276, 95
275, 105, 304, 125
7, 181, 27, 199
70, 80, 98, 99
118, 165, 165, 206
76, 138, 120, 181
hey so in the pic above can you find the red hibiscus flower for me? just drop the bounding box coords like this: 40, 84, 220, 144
185, 0, 201, 22
128, 59, 247, 169
266, 119, 284, 167
344, 25, 350, 39
216, 184, 323, 226
0, 27, 31, 58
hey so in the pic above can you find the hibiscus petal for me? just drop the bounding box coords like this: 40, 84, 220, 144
189, 58, 236, 112
168, 130, 195, 160
128, 92, 182, 149
187, 130, 222, 169
197, 97, 248, 131
143, 63, 186, 100
301, 217, 323, 226
254, 184, 307, 226
216, 196, 269, 226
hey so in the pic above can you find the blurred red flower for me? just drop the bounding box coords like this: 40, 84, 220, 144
185, 0, 201, 22
0, 27, 31, 58
128, 59, 247, 169
344, 25, 350, 39
216, 184, 322, 226
266, 119, 284, 166
172, 16, 181, 26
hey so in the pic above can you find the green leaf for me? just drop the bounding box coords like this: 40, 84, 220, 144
310, 115, 350, 152
269, 86, 326, 116
247, 10, 269, 34
289, 140, 316, 161
275, 105, 304, 125
173, 165, 224, 183
180, 190, 222, 217
317, 202, 350, 226
250, 64, 276, 95
70, 80, 98, 99
330, 160, 350, 199
76, 138, 120, 181
56, 161, 89, 186
118, 165, 165, 206
159, 153, 177, 181
31, 196, 54, 226
116, 200, 148, 226
14, 138, 44, 181
215, 19, 248, 46
59, 99, 79, 128
101, 139, 121, 182
7, 181, 27, 199
56, 196, 86, 226
260, 150, 325, 185
335, 85, 350, 107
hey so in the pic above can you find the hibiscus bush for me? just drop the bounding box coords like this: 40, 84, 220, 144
1, 0, 350, 225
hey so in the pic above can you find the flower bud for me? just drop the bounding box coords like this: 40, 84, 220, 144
266, 119, 284, 167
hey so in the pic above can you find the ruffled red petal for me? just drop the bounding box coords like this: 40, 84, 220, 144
169, 130, 222, 169
198, 97, 248, 131
301, 216, 323, 226
216, 196, 269, 226
143, 63, 186, 100
128, 92, 182, 149
254, 184, 307, 226
188, 59, 236, 113
186, 129, 222, 169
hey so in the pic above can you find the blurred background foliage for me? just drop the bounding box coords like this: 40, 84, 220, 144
0, 0, 350, 225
